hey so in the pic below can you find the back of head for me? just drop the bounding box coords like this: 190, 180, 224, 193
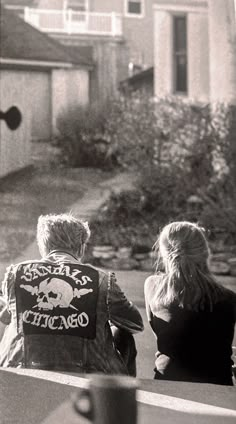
37, 213, 91, 258
154, 221, 222, 311
159, 221, 209, 272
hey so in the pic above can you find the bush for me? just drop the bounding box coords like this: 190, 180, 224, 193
56, 95, 233, 173
56, 95, 196, 169
56, 95, 235, 247
89, 189, 158, 249
198, 172, 236, 244
89, 164, 195, 250
88, 97, 236, 248
56, 103, 118, 168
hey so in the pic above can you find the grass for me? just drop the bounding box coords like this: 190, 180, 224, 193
0, 163, 113, 264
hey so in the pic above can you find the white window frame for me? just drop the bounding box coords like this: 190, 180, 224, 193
124, 0, 145, 18
172, 14, 188, 95
63, 0, 89, 12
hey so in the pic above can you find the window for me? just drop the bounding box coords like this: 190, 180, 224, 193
65, 0, 88, 12
64, 0, 89, 24
173, 16, 188, 94
125, 1, 144, 17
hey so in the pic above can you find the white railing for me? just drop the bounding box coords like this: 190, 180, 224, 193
23, 8, 123, 36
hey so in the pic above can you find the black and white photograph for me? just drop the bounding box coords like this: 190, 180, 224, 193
0, 1, 236, 423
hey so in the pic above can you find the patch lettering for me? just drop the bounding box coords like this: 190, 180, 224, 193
15, 263, 99, 338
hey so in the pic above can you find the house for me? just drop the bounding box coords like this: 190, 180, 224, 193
2, 1, 156, 100
3, 0, 155, 68
153, 0, 236, 104
119, 66, 154, 95
0, 6, 93, 177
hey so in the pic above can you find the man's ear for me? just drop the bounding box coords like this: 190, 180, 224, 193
79, 244, 85, 258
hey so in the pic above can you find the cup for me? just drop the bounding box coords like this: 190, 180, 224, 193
72, 374, 138, 424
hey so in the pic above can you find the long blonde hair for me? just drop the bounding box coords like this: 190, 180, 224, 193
153, 221, 224, 311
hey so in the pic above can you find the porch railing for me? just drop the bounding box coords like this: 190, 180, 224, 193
23, 8, 123, 36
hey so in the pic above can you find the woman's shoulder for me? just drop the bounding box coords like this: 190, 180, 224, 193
145, 272, 164, 284
215, 285, 236, 311
215, 283, 236, 302
144, 273, 165, 294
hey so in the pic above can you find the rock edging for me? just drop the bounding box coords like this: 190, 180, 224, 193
91, 244, 236, 276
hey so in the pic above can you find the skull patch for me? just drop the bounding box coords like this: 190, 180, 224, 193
20, 278, 93, 311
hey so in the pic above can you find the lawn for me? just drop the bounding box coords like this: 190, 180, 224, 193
0, 163, 112, 264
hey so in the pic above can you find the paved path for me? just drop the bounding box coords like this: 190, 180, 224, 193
0, 171, 136, 280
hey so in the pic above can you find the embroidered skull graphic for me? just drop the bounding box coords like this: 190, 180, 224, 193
20, 278, 93, 310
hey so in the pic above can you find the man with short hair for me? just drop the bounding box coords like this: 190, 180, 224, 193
0, 213, 143, 375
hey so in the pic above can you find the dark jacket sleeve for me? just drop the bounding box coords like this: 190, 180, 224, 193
0, 265, 15, 325
144, 275, 155, 323
107, 273, 144, 333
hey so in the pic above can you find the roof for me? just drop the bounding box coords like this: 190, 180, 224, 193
0, 7, 94, 67
121, 67, 154, 85
62, 45, 94, 67
119, 67, 154, 93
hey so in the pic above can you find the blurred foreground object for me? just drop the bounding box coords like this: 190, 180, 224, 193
42, 374, 138, 424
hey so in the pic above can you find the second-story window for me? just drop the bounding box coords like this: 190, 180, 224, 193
173, 15, 188, 94
65, 0, 88, 12
125, 0, 144, 17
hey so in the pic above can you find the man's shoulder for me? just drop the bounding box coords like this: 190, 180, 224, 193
11, 258, 42, 267
81, 262, 108, 278
6, 259, 42, 272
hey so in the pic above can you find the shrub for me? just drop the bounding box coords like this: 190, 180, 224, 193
56, 95, 235, 247
89, 164, 193, 249
89, 97, 236, 248
56, 95, 189, 169
196, 105, 236, 244
55, 95, 233, 174
89, 190, 158, 250
56, 103, 118, 168
198, 175, 236, 244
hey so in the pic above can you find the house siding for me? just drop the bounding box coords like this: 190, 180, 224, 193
0, 70, 32, 177
154, 10, 173, 97
208, 0, 236, 104
154, 3, 209, 101
188, 12, 209, 101
37, 0, 64, 8
28, 70, 52, 141
0, 7, 91, 177
153, 0, 236, 104
35, 0, 154, 67
58, 36, 129, 102
90, 39, 128, 102
51, 67, 89, 132
90, 0, 154, 67
123, 0, 154, 68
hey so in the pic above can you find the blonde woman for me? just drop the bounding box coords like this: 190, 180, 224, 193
144, 221, 236, 385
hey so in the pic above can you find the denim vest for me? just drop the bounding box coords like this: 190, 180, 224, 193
0, 256, 128, 375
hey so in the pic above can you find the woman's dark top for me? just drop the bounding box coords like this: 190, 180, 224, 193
145, 275, 236, 385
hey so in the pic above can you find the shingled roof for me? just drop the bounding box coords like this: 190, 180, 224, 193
0, 6, 94, 67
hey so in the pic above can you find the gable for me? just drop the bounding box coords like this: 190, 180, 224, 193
0, 7, 93, 67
